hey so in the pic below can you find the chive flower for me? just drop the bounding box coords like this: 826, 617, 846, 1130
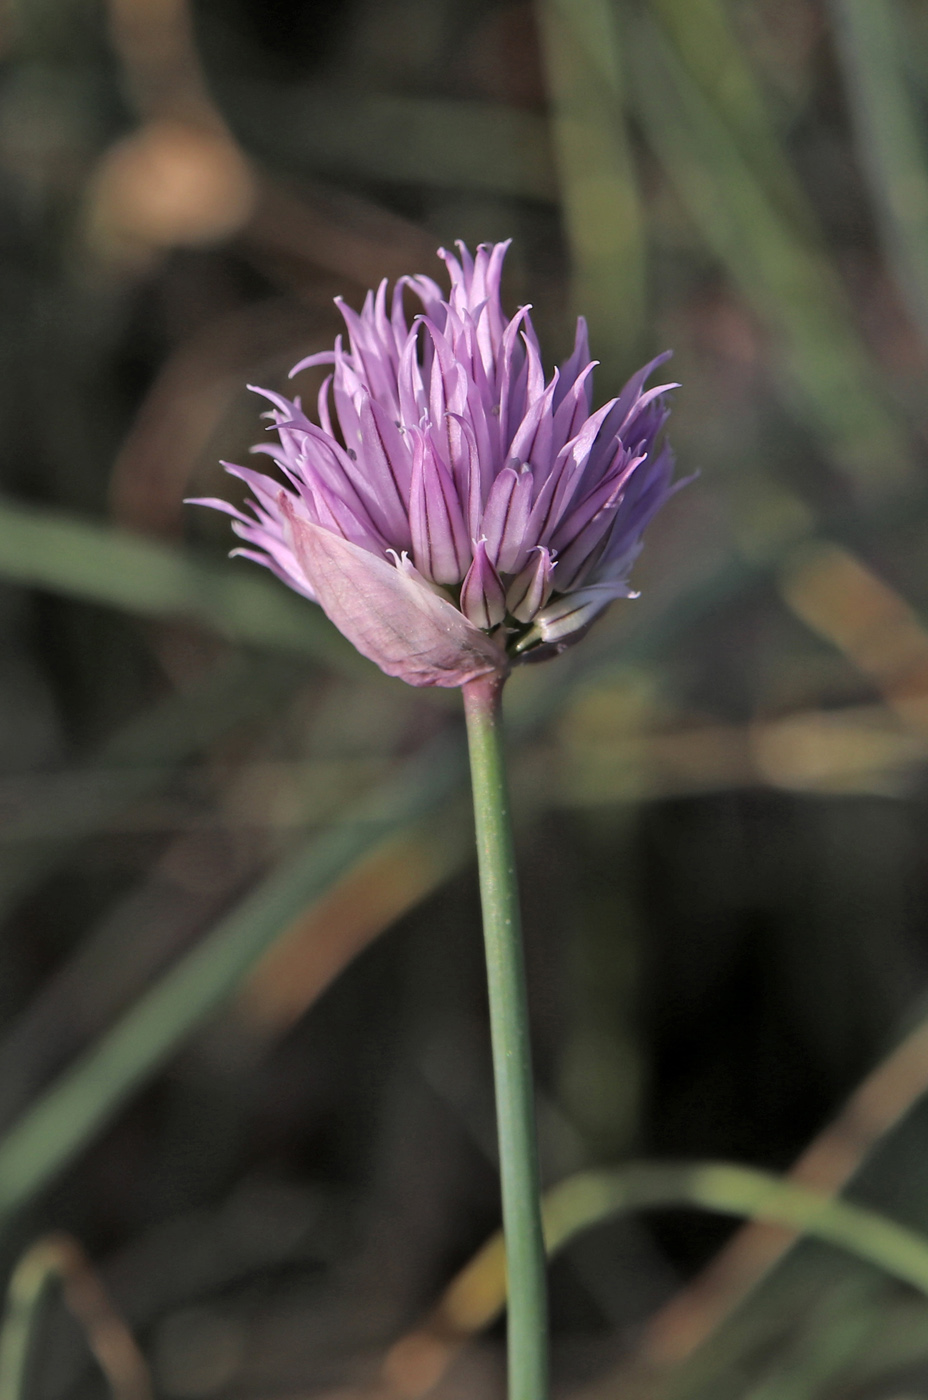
193, 241, 678, 686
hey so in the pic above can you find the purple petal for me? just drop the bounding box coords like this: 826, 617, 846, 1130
551, 359, 598, 448
460, 539, 507, 630
480, 465, 533, 574
423, 321, 468, 430
496, 305, 533, 450
552, 317, 592, 413
239, 440, 385, 553
397, 323, 428, 430
288, 349, 336, 377
525, 394, 620, 546
230, 542, 318, 601
552, 453, 651, 591
409, 431, 471, 584
282, 508, 507, 687
446, 412, 484, 538
329, 338, 365, 445
438, 243, 472, 302
356, 395, 413, 544
551, 450, 642, 552
522, 324, 545, 405
185, 495, 249, 522
371, 278, 391, 349
596, 447, 684, 577
508, 371, 559, 476
475, 240, 509, 349
335, 294, 401, 411
317, 375, 336, 438
588, 386, 676, 486
506, 546, 555, 623
612, 351, 674, 429
461, 358, 498, 493
391, 276, 412, 342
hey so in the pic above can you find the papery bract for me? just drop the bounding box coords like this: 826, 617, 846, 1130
191, 241, 680, 687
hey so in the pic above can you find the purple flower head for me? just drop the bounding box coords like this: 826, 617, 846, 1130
191, 241, 680, 687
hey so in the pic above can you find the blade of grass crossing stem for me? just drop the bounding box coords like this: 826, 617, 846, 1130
0, 735, 467, 1230
0, 496, 362, 671
829, 0, 928, 349
537, 0, 646, 372
440, 1162, 928, 1336
632, 14, 915, 495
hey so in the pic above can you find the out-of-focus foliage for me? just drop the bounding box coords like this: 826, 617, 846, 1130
3, 0, 928, 1397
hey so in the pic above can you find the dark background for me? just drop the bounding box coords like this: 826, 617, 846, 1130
3, 1, 928, 1396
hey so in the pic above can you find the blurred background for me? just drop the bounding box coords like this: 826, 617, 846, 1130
4, 0, 928, 1396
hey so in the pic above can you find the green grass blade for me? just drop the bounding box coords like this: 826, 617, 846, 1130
542, 1162, 928, 1297
0, 734, 468, 1231
0, 1242, 62, 1400
0, 543, 767, 1234
829, 0, 928, 346
0, 1235, 153, 1400
735, 1279, 908, 1400
0, 496, 362, 671
537, 0, 646, 370
0, 533, 827, 1237
632, 14, 915, 494
0, 500, 848, 1245
648, 0, 818, 235
446, 1161, 928, 1343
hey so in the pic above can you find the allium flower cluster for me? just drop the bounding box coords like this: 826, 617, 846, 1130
193, 241, 678, 687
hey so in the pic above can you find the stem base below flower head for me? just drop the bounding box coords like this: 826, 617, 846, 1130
462, 672, 549, 1400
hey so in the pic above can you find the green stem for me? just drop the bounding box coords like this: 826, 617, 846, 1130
462, 671, 548, 1400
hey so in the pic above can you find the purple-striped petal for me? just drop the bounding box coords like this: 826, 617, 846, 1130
524, 394, 622, 545
551, 450, 641, 552
551, 359, 598, 447
446, 412, 484, 539
409, 431, 471, 584
552, 317, 592, 413
460, 539, 507, 629
506, 547, 555, 622
356, 395, 412, 544
496, 305, 532, 450
481, 465, 534, 574
508, 370, 559, 476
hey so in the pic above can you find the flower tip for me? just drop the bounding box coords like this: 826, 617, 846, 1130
288, 349, 337, 379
